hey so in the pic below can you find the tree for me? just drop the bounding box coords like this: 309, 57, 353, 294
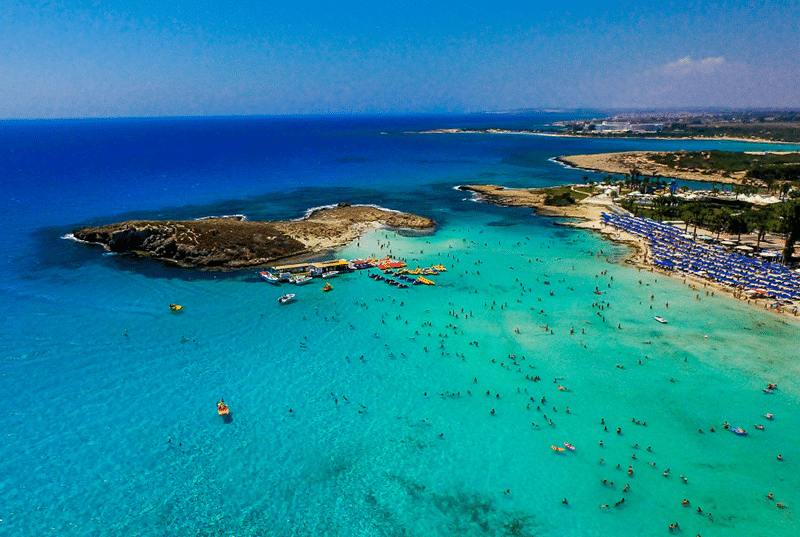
746, 210, 769, 249
727, 214, 750, 242
778, 200, 800, 263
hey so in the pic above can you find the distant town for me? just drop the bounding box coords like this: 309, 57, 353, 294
551, 110, 800, 142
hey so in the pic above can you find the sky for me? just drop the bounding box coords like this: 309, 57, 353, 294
2, 0, 799, 118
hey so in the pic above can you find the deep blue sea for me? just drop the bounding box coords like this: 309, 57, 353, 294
3, 114, 800, 536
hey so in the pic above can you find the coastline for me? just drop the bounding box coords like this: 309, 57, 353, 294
554, 151, 745, 185
461, 184, 800, 323
71, 204, 436, 270
418, 127, 796, 146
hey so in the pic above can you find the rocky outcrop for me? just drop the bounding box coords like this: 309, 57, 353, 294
72, 204, 436, 270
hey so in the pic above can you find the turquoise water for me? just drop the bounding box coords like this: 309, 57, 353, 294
2, 117, 800, 536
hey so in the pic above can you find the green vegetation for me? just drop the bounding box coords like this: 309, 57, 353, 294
542, 185, 590, 206
649, 150, 800, 175
617, 196, 800, 262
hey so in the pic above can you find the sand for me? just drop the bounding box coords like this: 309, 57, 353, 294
462, 184, 800, 323
555, 152, 745, 185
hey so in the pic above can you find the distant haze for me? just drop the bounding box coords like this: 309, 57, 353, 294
3, 1, 799, 119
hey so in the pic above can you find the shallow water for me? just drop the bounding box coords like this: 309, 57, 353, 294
2, 116, 800, 536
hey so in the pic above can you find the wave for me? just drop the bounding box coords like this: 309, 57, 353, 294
194, 214, 248, 221
296, 203, 406, 221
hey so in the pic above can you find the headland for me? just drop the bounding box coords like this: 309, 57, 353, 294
71, 203, 436, 270
555, 151, 744, 185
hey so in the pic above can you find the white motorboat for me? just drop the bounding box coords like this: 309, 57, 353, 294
290, 275, 313, 285
654, 316, 667, 324
278, 293, 296, 304
322, 271, 339, 279
259, 271, 280, 284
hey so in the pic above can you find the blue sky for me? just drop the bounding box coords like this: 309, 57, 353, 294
2, 0, 799, 118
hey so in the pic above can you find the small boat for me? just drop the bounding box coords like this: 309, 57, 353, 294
398, 284, 408, 289
763, 388, 774, 394
291, 275, 313, 285
322, 283, 333, 292
169, 303, 183, 312
259, 271, 280, 284
765, 413, 774, 420
217, 400, 230, 416
278, 293, 296, 305
755, 424, 765, 430
322, 271, 339, 279
417, 276, 435, 286
564, 443, 576, 451
731, 427, 747, 436
654, 316, 667, 324
551, 446, 565, 452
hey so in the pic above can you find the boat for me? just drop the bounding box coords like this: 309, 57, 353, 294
763, 388, 774, 394
564, 443, 576, 451
169, 304, 183, 312
290, 275, 313, 285
765, 413, 774, 420
431, 264, 447, 272
398, 284, 409, 289
322, 283, 333, 292
755, 424, 765, 430
731, 427, 747, 436
217, 400, 230, 416
278, 293, 296, 304
259, 271, 280, 284
551, 446, 565, 452
417, 276, 435, 285
322, 271, 339, 279
654, 316, 667, 324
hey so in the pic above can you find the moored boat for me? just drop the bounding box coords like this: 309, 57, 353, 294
417, 276, 435, 285
322, 271, 339, 279
291, 275, 313, 285
322, 283, 333, 292
259, 271, 280, 284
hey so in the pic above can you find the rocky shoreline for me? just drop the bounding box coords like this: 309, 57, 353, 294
71, 204, 436, 270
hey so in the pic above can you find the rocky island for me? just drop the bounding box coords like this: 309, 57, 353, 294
71, 204, 436, 270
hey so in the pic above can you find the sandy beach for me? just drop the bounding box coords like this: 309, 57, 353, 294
462, 183, 800, 323
555, 151, 746, 185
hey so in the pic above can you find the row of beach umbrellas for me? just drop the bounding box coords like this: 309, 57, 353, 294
601, 213, 800, 302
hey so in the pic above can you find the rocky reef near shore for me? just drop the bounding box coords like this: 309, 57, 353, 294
72, 203, 436, 270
